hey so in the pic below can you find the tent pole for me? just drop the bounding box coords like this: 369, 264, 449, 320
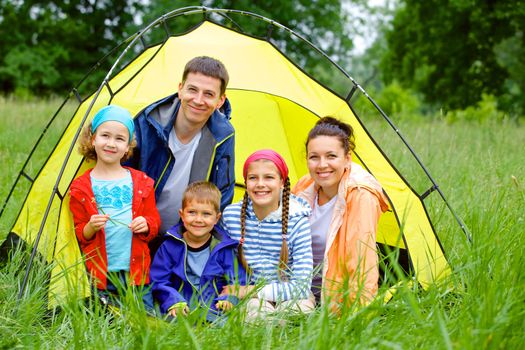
362, 91, 472, 243
17, 81, 110, 304
16, 7, 199, 303
12, 5, 471, 305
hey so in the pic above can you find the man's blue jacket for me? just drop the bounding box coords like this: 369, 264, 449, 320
150, 224, 247, 315
125, 93, 235, 211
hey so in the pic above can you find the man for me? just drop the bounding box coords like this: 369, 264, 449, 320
126, 56, 235, 248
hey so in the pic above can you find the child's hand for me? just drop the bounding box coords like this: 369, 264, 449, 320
220, 285, 254, 299
130, 216, 148, 234
168, 302, 189, 317
89, 214, 110, 231
215, 300, 234, 311
83, 214, 109, 240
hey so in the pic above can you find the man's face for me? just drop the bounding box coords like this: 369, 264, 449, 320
178, 72, 226, 128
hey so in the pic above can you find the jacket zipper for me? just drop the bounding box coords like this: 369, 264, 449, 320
154, 151, 173, 192
170, 235, 198, 292
170, 233, 235, 307
206, 132, 234, 180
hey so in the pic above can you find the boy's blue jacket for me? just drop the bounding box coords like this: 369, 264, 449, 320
150, 223, 247, 315
125, 93, 235, 211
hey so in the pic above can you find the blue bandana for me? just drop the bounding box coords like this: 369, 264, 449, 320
91, 105, 135, 143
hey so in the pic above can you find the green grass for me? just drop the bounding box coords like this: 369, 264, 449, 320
0, 96, 75, 234
1, 97, 524, 349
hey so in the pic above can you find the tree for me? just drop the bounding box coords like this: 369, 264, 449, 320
345, 0, 398, 91
381, 0, 525, 115
0, 0, 144, 96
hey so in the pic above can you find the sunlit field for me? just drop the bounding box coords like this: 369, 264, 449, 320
0, 97, 523, 349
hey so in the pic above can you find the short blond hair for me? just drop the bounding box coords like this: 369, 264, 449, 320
182, 181, 221, 213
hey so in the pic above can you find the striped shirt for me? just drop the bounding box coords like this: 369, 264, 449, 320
222, 194, 313, 302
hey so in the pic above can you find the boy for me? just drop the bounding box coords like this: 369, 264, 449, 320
150, 181, 246, 319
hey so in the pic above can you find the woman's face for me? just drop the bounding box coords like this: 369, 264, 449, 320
245, 159, 283, 216
307, 135, 350, 195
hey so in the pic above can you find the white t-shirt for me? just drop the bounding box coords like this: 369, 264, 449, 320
157, 128, 202, 233
309, 194, 337, 295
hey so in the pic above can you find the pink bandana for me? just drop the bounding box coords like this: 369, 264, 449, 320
243, 149, 289, 181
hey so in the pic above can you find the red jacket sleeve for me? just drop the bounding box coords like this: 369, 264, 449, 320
69, 187, 94, 246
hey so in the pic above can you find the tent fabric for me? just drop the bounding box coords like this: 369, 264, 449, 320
4, 20, 449, 307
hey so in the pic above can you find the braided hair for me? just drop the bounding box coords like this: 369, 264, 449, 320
278, 177, 291, 280
238, 191, 251, 272
238, 177, 291, 280
239, 151, 291, 280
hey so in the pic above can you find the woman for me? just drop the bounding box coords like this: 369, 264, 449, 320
292, 116, 389, 312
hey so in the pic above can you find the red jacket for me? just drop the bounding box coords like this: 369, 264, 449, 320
69, 167, 160, 289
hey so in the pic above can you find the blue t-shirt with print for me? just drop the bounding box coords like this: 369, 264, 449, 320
91, 171, 133, 272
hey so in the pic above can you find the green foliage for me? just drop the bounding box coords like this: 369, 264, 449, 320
0, 0, 144, 95
344, 0, 398, 91
445, 94, 508, 124
0, 44, 65, 97
494, 31, 525, 115
381, 0, 525, 116
373, 81, 421, 120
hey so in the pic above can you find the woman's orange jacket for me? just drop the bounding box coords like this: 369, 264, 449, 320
293, 163, 389, 312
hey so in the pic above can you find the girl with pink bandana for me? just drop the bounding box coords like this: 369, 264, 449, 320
221, 149, 314, 321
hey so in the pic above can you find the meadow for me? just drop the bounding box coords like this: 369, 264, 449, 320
0, 97, 524, 349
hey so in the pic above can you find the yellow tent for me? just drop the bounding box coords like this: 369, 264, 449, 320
0, 8, 461, 307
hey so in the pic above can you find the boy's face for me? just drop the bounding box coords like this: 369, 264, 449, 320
179, 199, 221, 246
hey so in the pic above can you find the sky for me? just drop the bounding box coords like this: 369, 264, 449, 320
344, 0, 394, 55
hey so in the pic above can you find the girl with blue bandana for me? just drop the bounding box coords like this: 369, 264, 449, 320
69, 105, 161, 313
